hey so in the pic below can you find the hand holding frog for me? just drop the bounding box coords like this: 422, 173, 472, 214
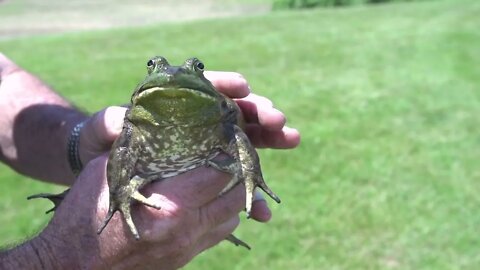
78, 70, 300, 222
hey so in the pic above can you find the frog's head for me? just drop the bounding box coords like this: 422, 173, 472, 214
129, 56, 224, 125
132, 56, 220, 103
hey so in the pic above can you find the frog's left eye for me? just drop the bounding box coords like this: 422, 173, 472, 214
147, 59, 155, 67
195, 61, 205, 71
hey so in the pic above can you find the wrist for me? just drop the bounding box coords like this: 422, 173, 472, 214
67, 120, 87, 176
0, 233, 68, 269
62, 113, 89, 183
38, 219, 107, 270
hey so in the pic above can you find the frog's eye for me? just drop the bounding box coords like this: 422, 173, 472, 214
147, 59, 155, 67
195, 61, 205, 71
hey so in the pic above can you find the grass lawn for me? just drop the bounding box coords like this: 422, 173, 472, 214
1, 0, 479, 268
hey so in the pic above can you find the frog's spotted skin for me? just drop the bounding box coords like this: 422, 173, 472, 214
30, 56, 281, 249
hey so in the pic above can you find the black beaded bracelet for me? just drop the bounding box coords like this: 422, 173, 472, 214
67, 121, 85, 176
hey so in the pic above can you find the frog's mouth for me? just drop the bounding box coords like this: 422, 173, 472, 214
135, 86, 216, 102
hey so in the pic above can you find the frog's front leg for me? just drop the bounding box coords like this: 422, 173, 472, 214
207, 156, 242, 196
97, 151, 163, 240
97, 125, 161, 240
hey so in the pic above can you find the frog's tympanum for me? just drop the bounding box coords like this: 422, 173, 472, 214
29, 56, 281, 249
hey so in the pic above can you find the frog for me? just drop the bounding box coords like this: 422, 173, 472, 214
29, 56, 281, 249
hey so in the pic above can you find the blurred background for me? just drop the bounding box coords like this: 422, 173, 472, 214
1, 0, 479, 269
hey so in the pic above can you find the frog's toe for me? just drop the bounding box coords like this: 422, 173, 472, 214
121, 205, 140, 240
257, 180, 281, 204
219, 175, 242, 197
244, 175, 281, 218
27, 189, 70, 214
131, 191, 162, 210
97, 207, 115, 235
225, 234, 251, 250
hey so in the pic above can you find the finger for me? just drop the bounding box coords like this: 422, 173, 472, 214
204, 71, 250, 98
200, 184, 245, 230
249, 190, 272, 223
194, 216, 241, 253
141, 166, 233, 209
245, 124, 301, 149
239, 93, 273, 107
89, 106, 127, 145
80, 106, 127, 164
236, 98, 287, 131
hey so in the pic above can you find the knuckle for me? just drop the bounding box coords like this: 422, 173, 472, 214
260, 97, 274, 107
250, 93, 273, 107
277, 111, 287, 125
231, 73, 248, 88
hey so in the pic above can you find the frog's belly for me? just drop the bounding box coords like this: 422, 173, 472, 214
135, 151, 221, 179
134, 124, 228, 179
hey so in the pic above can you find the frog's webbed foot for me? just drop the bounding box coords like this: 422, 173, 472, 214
225, 234, 251, 250
97, 175, 161, 240
27, 189, 70, 214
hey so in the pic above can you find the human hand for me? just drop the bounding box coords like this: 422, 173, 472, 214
36, 155, 244, 270
204, 71, 300, 149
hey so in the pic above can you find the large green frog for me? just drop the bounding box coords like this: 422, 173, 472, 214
30, 56, 280, 248
97, 56, 281, 247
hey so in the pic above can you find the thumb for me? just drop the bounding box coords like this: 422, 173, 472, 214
79, 106, 127, 165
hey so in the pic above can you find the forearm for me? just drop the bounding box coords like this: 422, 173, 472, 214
0, 54, 87, 184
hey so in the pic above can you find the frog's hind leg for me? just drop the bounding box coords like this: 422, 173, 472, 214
27, 189, 70, 214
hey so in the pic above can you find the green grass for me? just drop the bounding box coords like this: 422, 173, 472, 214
1, 0, 480, 268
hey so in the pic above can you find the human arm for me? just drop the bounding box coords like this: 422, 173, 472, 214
0, 155, 246, 270
0, 53, 87, 185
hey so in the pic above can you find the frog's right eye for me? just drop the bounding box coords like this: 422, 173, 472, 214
195, 61, 205, 71
147, 59, 155, 67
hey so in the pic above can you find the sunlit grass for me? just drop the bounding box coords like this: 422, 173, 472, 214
1, 0, 479, 268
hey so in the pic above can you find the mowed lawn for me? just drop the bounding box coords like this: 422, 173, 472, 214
1, 0, 479, 269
